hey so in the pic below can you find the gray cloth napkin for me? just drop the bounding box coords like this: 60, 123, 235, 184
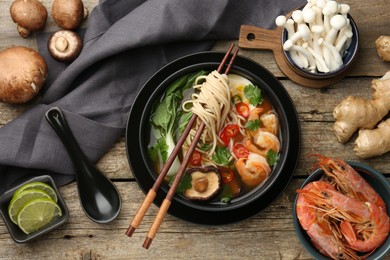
0, 0, 304, 194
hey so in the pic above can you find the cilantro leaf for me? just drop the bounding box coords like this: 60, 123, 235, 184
244, 84, 262, 106
176, 174, 192, 194
219, 185, 233, 203
267, 149, 279, 166
199, 143, 212, 152
212, 146, 231, 165
245, 119, 261, 131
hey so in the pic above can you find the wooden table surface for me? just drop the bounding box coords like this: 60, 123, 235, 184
1, 0, 390, 259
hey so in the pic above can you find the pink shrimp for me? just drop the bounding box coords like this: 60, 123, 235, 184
235, 152, 270, 187
313, 154, 386, 210
296, 181, 360, 259
340, 202, 390, 253
243, 131, 280, 158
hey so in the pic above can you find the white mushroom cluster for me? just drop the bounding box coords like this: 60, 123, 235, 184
276, 0, 353, 73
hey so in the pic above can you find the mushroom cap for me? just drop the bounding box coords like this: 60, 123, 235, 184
52, 0, 84, 29
48, 30, 83, 62
0, 46, 47, 104
10, 0, 47, 33
302, 7, 316, 23
275, 15, 287, 26
330, 14, 347, 30
184, 167, 221, 201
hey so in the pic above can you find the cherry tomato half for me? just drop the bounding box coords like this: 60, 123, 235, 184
220, 124, 239, 146
219, 167, 234, 183
232, 143, 250, 158
235, 102, 250, 118
190, 150, 202, 166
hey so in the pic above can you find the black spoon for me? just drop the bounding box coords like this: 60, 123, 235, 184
45, 107, 121, 223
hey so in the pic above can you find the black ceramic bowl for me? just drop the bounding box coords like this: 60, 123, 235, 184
0, 175, 68, 243
282, 14, 359, 79
293, 161, 390, 259
126, 51, 301, 225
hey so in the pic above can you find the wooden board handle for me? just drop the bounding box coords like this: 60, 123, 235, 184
239, 25, 282, 51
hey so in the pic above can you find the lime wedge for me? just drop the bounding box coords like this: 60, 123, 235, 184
8, 189, 51, 225
14, 181, 58, 202
17, 197, 62, 234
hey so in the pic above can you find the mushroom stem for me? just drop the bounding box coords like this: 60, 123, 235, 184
322, 1, 338, 33
17, 25, 31, 38
325, 14, 347, 45
319, 38, 343, 71
284, 41, 316, 71
305, 45, 330, 72
55, 36, 69, 52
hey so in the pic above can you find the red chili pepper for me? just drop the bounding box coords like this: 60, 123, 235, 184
189, 150, 202, 166
232, 143, 249, 158
219, 167, 234, 183
220, 124, 239, 146
235, 102, 250, 118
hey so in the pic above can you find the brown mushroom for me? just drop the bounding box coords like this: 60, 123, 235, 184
0, 46, 47, 104
48, 30, 82, 62
183, 167, 221, 201
51, 0, 86, 30
10, 0, 48, 38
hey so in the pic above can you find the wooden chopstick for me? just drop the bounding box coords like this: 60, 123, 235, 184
125, 43, 239, 249
125, 43, 236, 238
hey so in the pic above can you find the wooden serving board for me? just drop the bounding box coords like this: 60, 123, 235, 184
238, 25, 347, 88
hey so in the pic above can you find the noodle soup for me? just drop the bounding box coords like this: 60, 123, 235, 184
148, 70, 281, 204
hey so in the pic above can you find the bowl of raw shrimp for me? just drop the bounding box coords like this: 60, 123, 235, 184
293, 156, 390, 260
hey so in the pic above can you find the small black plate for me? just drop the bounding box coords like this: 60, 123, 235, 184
0, 175, 68, 243
125, 51, 300, 225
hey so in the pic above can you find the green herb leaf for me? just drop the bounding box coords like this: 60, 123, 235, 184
199, 143, 212, 152
176, 174, 192, 194
179, 112, 193, 134
244, 84, 262, 106
212, 146, 231, 165
267, 149, 279, 166
219, 185, 233, 203
231, 94, 242, 104
245, 119, 261, 131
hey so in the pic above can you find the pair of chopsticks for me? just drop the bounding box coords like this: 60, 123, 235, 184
125, 43, 239, 249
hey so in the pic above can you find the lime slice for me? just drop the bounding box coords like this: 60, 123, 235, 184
8, 189, 51, 225
17, 197, 62, 234
14, 182, 58, 202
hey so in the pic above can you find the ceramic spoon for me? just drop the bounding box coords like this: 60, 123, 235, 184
45, 107, 121, 223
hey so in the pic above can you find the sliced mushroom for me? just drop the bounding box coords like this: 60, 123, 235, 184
10, 0, 47, 38
184, 166, 221, 201
51, 0, 85, 30
0, 46, 47, 104
48, 30, 82, 62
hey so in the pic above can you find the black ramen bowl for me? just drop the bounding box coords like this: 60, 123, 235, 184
126, 51, 301, 225
282, 14, 359, 79
293, 161, 390, 259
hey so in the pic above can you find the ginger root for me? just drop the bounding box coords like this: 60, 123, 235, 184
376, 36, 390, 62
333, 71, 390, 143
354, 118, 390, 158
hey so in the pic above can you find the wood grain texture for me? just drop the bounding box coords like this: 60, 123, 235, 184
0, 0, 390, 259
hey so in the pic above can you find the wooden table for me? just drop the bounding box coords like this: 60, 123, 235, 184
1, 0, 389, 259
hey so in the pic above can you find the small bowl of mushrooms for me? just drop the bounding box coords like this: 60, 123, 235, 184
276, 0, 359, 79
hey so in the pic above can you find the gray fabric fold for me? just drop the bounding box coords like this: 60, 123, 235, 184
0, 0, 304, 194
